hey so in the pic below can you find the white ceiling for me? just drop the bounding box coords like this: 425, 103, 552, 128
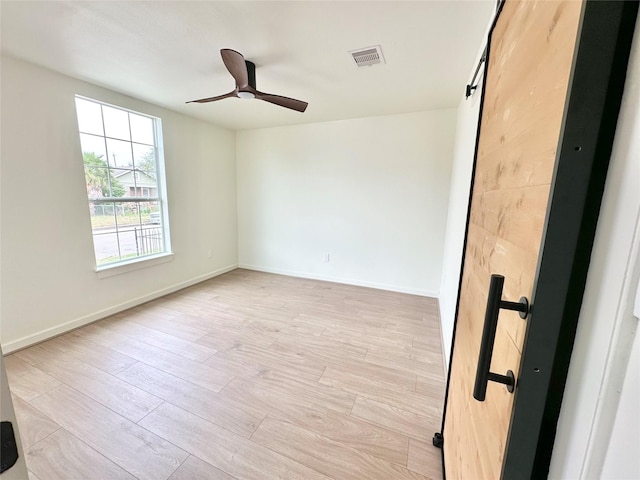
1, 1, 495, 131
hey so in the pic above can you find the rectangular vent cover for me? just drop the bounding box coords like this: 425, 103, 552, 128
349, 45, 385, 67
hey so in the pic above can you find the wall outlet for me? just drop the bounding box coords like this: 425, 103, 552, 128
324, 253, 330, 262
207, 249, 213, 258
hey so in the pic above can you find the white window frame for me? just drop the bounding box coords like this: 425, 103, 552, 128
75, 95, 172, 275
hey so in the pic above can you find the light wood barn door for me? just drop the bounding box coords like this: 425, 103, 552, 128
442, 1, 582, 479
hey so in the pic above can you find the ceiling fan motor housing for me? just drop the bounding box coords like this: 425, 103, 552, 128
244, 60, 256, 90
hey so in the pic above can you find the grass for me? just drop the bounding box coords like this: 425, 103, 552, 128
97, 252, 139, 266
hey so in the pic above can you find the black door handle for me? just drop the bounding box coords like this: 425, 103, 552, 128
473, 274, 530, 402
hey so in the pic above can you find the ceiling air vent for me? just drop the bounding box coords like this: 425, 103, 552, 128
349, 45, 385, 67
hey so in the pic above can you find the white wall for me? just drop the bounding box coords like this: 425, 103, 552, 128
601, 326, 640, 479
0, 348, 28, 479
236, 111, 457, 296
549, 17, 640, 478
0, 56, 238, 352
438, 82, 483, 367
438, 9, 492, 368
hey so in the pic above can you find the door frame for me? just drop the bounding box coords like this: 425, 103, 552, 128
438, 1, 639, 479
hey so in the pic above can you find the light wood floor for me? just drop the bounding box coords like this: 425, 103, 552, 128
5, 269, 445, 480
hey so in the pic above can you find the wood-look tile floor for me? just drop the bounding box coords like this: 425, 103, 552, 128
5, 269, 445, 480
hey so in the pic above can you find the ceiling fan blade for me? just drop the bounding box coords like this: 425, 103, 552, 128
254, 91, 308, 112
186, 90, 237, 104
221, 49, 249, 88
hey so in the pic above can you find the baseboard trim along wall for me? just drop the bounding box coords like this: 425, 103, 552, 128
1, 264, 238, 354
239, 264, 439, 298
437, 298, 450, 372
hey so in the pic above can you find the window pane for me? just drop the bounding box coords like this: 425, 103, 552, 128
137, 201, 164, 256
106, 138, 133, 167
133, 145, 158, 193
107, 168, 126, 198
134, 224, 163, 257
79, 134, 107, 160
84, 165, 110, 198
130, 113, 154, 145
90, 202, 117, 229
102, 105, 131, 141
115, 202, 141, 228
75, 98, 103, 136
94, 230, 121, 266
118, 226, 142, 261
144, 201, 161, 225
133, 144, 157, 181
111, 167, 151, 198
111, 167, 130, 178
91, 202, 121, 265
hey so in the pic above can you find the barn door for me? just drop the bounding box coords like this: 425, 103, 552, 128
440, 1, 638, 479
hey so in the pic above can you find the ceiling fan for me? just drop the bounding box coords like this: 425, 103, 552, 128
187, 49, 308, 112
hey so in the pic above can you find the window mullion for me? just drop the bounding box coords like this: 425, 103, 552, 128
99, 105, 114, 197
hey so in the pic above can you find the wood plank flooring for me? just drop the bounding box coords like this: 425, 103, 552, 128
5, 269, 445, 480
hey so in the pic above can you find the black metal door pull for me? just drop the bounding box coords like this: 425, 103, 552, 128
473, 274, 530, 401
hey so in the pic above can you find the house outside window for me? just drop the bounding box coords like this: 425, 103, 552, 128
75, 96, 171, 268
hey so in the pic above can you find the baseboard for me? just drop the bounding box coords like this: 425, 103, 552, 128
238, 263, 438, 298
438, 297, 450, 374
2, 264, 238, 354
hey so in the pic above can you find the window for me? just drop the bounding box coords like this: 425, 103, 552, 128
75, 96, 170, 268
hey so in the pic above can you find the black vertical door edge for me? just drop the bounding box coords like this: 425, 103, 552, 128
502, 1, 638, 479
